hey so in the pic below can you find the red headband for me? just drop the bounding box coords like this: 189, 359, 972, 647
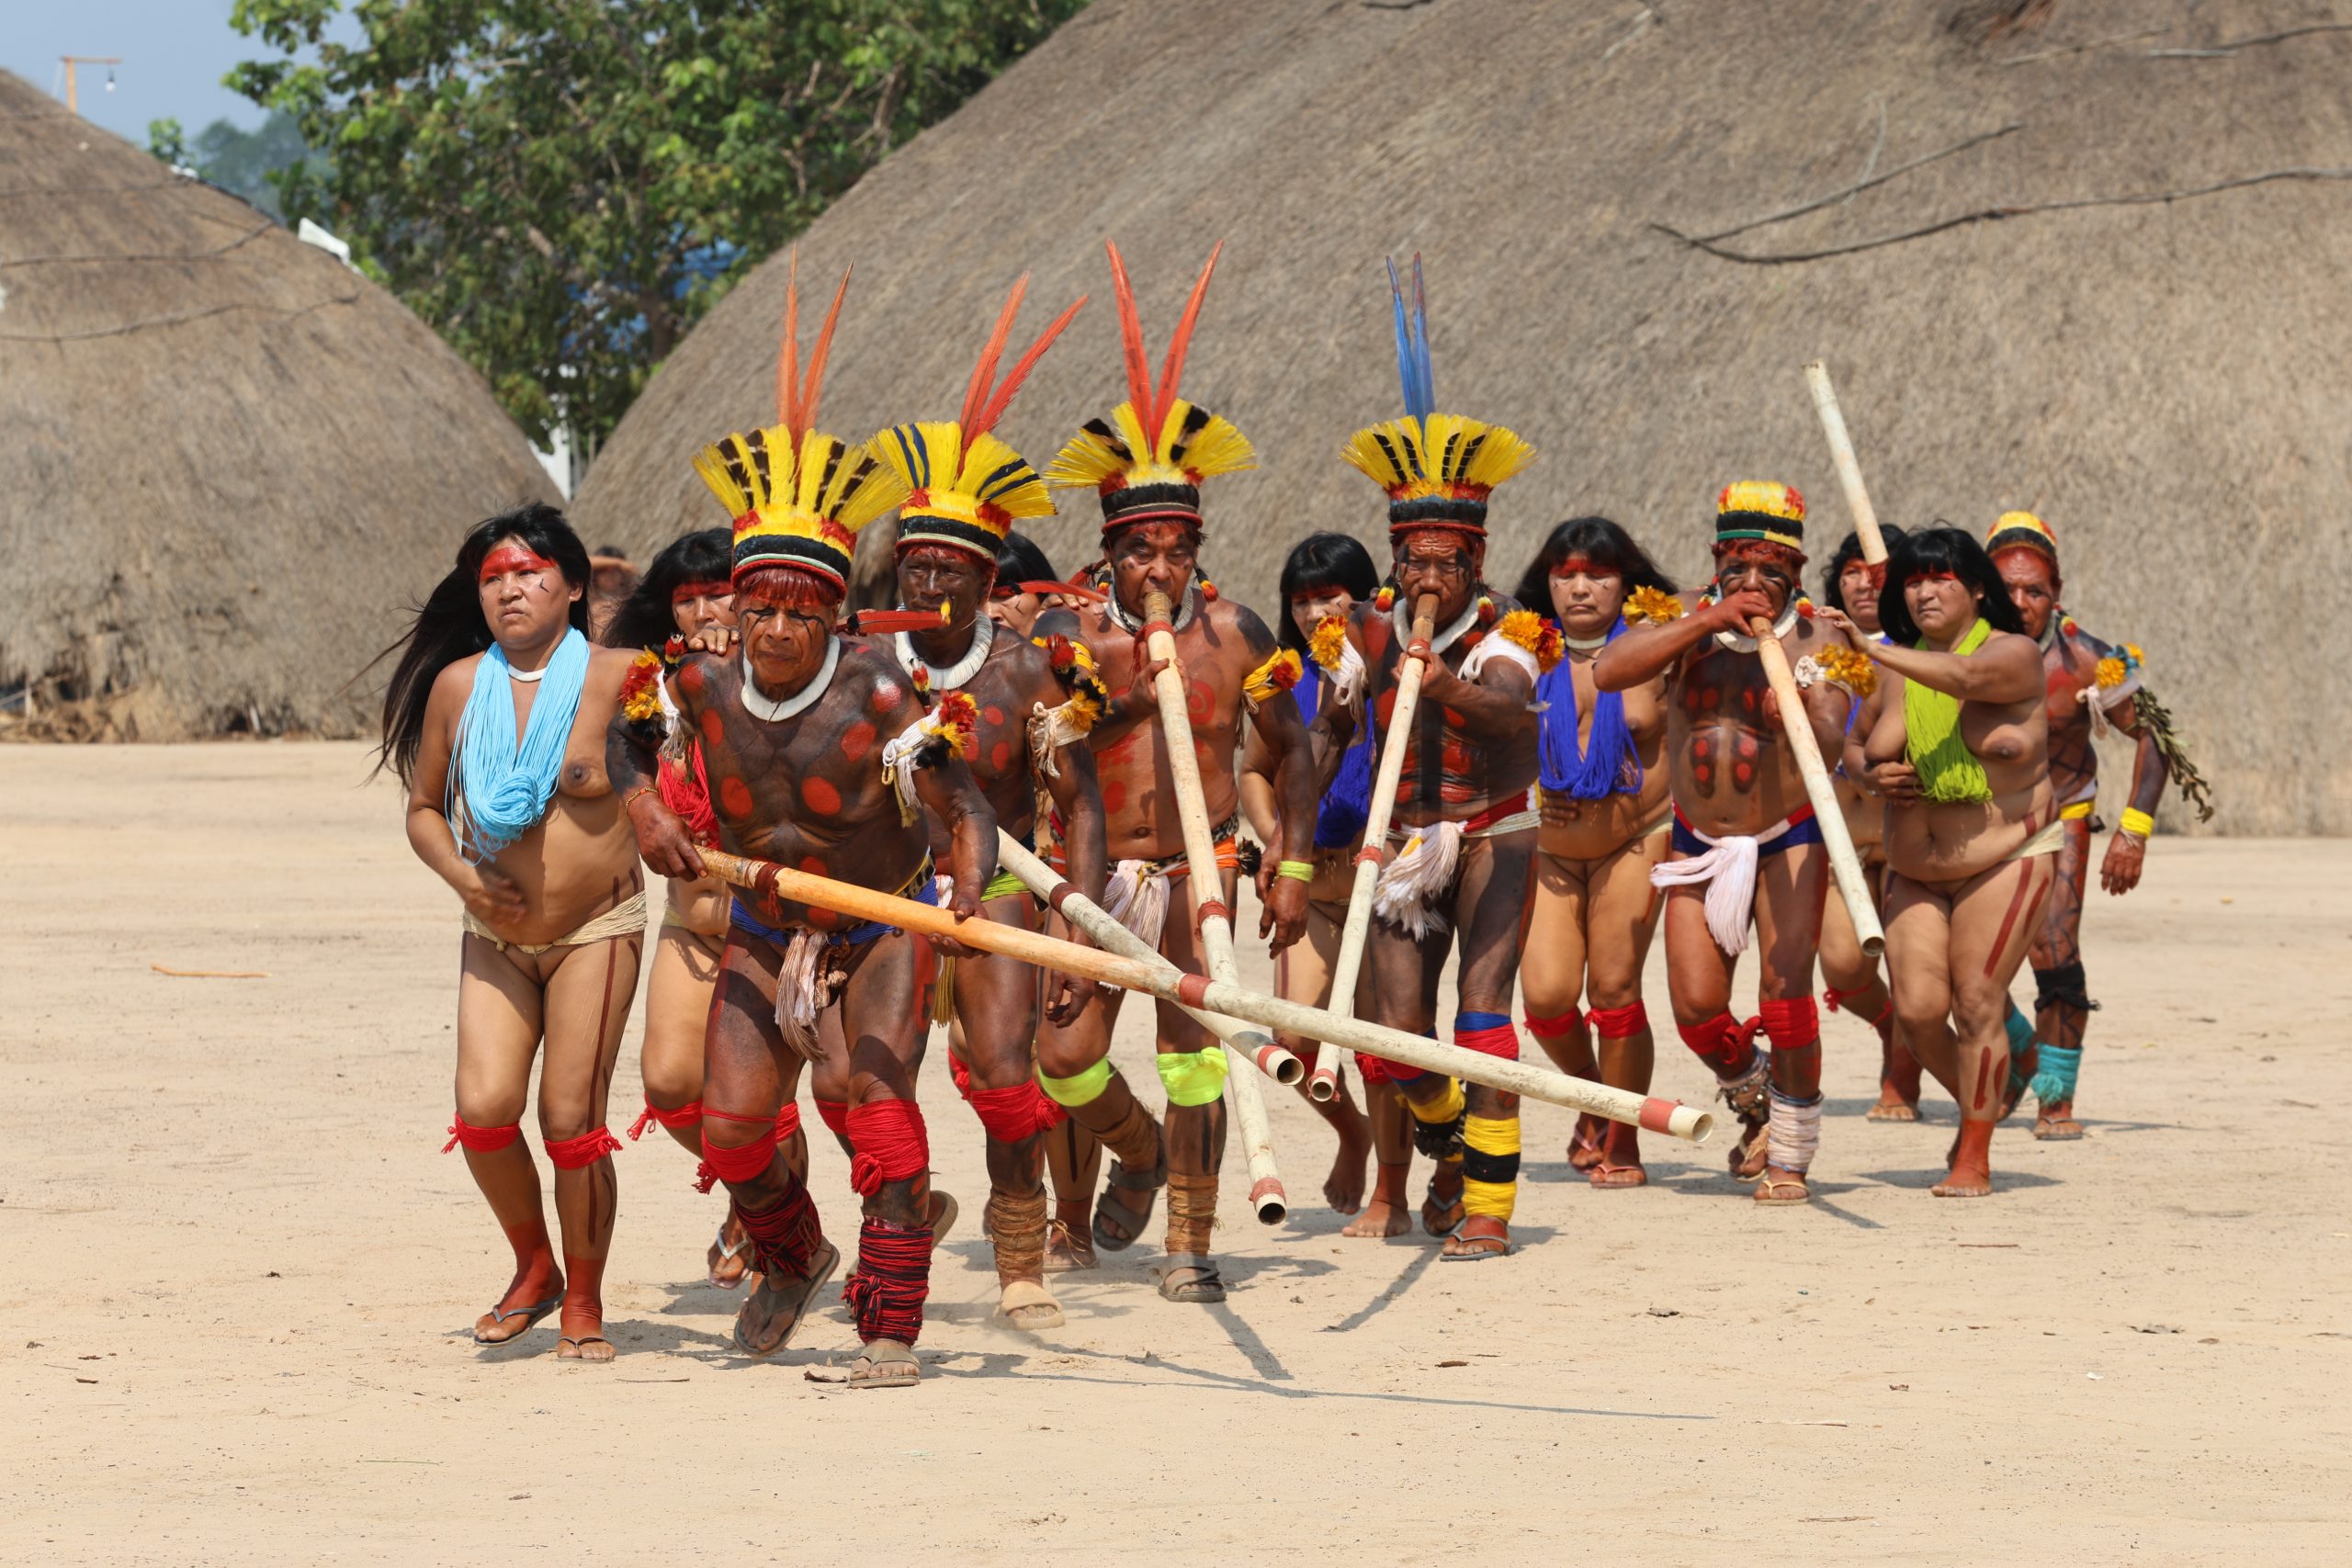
480, 544, 557, 583
670, 578, 732, 605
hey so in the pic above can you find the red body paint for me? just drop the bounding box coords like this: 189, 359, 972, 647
480, 544, 556, 582
801, 776, 842, 816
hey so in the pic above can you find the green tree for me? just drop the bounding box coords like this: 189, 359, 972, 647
151, 112, 315, 221
226, 0, 1086, 454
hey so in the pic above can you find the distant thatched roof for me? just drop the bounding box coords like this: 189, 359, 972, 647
0, 71, 556, 740
574, 0, 2352, 832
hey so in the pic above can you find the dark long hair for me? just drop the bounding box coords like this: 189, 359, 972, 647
375, 502, 590, 787
601, 527, 730, 650
1511, 515, 1676, 617
1820, 523, 1909, 613
1877, 525, 2026, 646
1275, 532, 1380, 655
995, 530, 1057, 589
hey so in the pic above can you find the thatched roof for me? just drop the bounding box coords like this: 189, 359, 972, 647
574, 0, 2352, 833
0, 71, 557, 740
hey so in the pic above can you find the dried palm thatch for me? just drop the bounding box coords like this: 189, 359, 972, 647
0, 71, 556, 741
574, 0, 2352, 832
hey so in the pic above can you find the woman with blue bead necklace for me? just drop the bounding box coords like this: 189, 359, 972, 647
1512, 517, 1677, 1188
379, 502, 645, 1362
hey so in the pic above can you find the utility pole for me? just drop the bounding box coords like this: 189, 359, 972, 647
59, 56, 122, 118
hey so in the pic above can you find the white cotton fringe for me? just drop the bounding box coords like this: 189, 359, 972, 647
1026, 699, 1088, 775
775, 929, 831, 1062
655, 670, 691, 765
878, 715, 933, 824
1373, 821, 1464, 937
1767, 1089, 1823, 1173
1101, 861, 1169, 951
1459, 635, 1539, 685
1649, 833, 1760, 955
1322, 638, 1366, 710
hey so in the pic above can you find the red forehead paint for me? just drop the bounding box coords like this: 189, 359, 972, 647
670, 579, 732, 605
1552, 556, 1615, 579
480, 544, 556, 583
1905, 570, 1962, 584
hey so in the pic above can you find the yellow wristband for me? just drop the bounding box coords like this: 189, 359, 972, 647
2119, 807, 2154, 839
1275, 859, 1316, 885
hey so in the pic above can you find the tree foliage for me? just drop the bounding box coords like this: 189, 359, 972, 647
226, 1, 1084, 450
150, 112, 313, 221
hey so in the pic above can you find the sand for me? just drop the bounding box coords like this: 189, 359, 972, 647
4, 742, 2346, 1565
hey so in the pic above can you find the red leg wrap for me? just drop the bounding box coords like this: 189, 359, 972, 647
1523, 1007, 1582, 1038
1758, 996, 1823, 1099
1453, 1022, 1521, 1060
736, 1181, 823, 1278
775, 1102, 802, 1140
815, 1099, 851, 1138
1353, 1052, 1397, 1085
845, 1099, 930, 1197
1587, 1000, 1649, 1040
843, 1215, 933, 1345
701, 1124, 780, 1184
543, 1126, 622, 1169
442, 1115, 520, 1154
626, 1099, 702, 1141
1678, 1012, 1758, 1077
968, 1081, 1066, 1143
947, 1052, 975, 1101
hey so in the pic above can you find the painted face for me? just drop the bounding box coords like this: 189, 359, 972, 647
1713, 541, 1802, 615
1547, 555, 1625, 637
1393, 529, 1479, 625
1107, 522, 1200, 618
669, 579, 738, 639
1994, 549, 2059, 641
897, 546, 993, 634
476, 536, 579, 649
1903, 569, 1979, 643
736, 589, 835, 696
1838, 558, 1883, 633
986, 586, 1048, 637
1288, 585, 1355, 644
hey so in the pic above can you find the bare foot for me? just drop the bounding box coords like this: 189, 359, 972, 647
1341, 1196, 1412, 1237
1442, 1215, 1510, 1259
707, 1212, 753, 1290
2033, 1100, 2085, 1141
472, 1266, 562, 1345
735, 1239, 842, 1357
1589, 1160, 1647, 1189
1323, 1105, 1372, 1214
1933, 1124, 1995, 1198
1753, 1164, 1811, 1204
1567, 1113, 1607, 1173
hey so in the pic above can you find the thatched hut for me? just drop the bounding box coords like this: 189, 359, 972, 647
0, 71, 556, 740
574, 0, 2352, 832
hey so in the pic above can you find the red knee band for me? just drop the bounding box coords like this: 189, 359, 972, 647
701, 1124, 780, 1183
627, 1098, 702, 1140
1453, 1022, 1520, 1061
1758, 996, 1821, 1050
1677, 1011, 1755, 1076
544, 1126, 621, 1169
845, 1099, 930, 1197
968, 1081, 1066, 1143
947, 1052, 975, 1101
1353, 1051, 1396, 1086
1523, 1007, 1582, 1038
1588, 1001, 1649, 1040
442, 1115, 520, 1154
775, 1102, 802, 1141
815, 1099, 851, 1137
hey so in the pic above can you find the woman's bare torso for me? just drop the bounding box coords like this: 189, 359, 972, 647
1883, 663, 2052, 884
1540, 652, 1669, 862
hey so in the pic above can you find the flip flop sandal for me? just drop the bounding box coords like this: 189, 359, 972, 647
999, 1280, 1066, 1332
1865, 1099, 1922, 1122
1567, 1116, 1608, 1172
1442, 1218, 1511, 1260
555, 1335, 616, 1360
929, 1190, 960, 1247
2033, 1103, 2085, 1141
707, 1223, 754, 1290
472, 1291, 562, 1345
806, 1348, 922, 1388
1044, 1218, 1098, 1273
1588, 1161, 1647, 1189
1153, 1254, 1227, 1303
1753, 1174, 1812, 1204
1091, 1149, 1166, 1255
1421, 1172, 1465, 1237
734, 1239, 842, 1359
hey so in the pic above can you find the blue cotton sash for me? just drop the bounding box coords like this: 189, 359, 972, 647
1536, 618, 1641, 800
1297, 661, 1376, 850
447, 626, 592, 863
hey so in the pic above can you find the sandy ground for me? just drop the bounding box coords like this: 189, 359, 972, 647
3, 741, 2347, 1565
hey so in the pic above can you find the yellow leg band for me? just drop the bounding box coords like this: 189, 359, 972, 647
1155, 1048, 1230, 1108
1460, 1113, 1520, 1220
1038, 1059, 1114, 1108
2059, 799, 2094, 821
1461, 1177, 1516, 1221
1408, 1077, 1465, 1125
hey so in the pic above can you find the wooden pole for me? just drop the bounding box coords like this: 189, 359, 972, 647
1140, 588, 1287, 1220
994, 832, 1290, 1223
1306, 593, 1440, 1102
696, 848, 1713, 1141
1747, 618, 1885, 957
1803, 361, 1889, 566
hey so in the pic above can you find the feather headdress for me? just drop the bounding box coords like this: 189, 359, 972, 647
693, 252, 906, 599
1340, 255, 1534, 538
871, 275, 1084, 563
1048, 240, 1255, 533
1984, 509, 2060, 566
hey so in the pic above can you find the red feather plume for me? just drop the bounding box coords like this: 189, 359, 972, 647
1152, 240, 1223, 434
1103, 240, 1159, 441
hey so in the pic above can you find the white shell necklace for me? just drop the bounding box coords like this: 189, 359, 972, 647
1392, 598, 1481, 656
895, 613, 993, 692
738, 638, 839, 724
1105, 585, 1197, 636
1712, 597, 1802, 654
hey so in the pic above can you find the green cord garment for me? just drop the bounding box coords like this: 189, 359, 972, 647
1904, 617, 1995, 803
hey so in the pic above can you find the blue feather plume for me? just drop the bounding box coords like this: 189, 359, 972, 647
1385, 256, 1419, 422
1408, 254, 1435, 420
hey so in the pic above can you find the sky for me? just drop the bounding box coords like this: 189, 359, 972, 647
2, 0, 360, 147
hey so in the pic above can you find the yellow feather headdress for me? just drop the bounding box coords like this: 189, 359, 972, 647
1341, 255, 1532, 538
872, 276, 1084, 563
692, 253, 906, 598
1047, 240, 1255, 534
